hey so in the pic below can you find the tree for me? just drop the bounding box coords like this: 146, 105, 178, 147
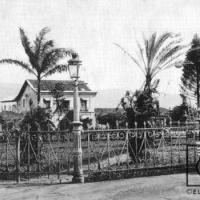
50, 82, 65, 115
20, 107, 54, 131
170, 103, 188, 122
118, 89, 159, 163
0, 27, 77, 105
115, 32, 187, 163
181, 34, 200, 107
115, 32, 186, 93
118, 89, 159, 128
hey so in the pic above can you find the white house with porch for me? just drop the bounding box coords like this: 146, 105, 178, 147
1, 79, 97, 127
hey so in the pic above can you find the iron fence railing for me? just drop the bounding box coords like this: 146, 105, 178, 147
83, 125, 200, 174
0, 130, 74, 182
0, 122, 199, 183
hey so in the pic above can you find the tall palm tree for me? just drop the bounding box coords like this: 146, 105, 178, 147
114, 32, 187, 93
0, 27, 77, 105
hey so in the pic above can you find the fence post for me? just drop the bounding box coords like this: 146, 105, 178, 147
37, 126, 41, 178
177, 121, 181, 163
107, 132, 110, 169
5, 133, 8, 173
87, 132, 91, 172
152, 121, 155, 128
46, 130, 50, 179
27, 125, 31, 181
164, 118, 166, 127
135, 122, 137, 128
153, 128, 156, 167
106, 123, 110, 130
126, 130, 129, 168
193, 123, 197, 164
144, 122, 147, 166
116, 120, 119, 129
16, 130, 20, 183
169, 122, 173, 167
144, 121, 147, 128
47, 124, 51, 179
169, 119, 172, 127
57, 125, 60, 180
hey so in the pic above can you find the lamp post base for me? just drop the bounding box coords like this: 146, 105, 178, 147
72, 121, 84, 183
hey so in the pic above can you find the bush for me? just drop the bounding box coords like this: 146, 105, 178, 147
170, 103, 188, 122
20, 107, 54, 164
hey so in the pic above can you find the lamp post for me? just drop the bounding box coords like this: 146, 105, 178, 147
68, 57, 84, 183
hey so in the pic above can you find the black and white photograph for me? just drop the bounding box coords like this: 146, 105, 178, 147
0, 0, 200, 199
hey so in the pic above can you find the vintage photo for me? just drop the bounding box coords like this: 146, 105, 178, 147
0, 0, 200, 199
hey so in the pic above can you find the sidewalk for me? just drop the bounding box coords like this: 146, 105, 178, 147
0, 174, 199, 200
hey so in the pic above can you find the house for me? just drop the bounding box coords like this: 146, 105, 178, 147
1, 79, 97, 127
1, 99, 17, 112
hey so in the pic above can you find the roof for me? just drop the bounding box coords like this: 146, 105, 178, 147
27, 79, 91, 92
1, 96, 17, 103
1, 100, 16, 103
12, 79, 95, 102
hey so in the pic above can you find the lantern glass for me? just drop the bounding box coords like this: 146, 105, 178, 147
68, 58, 81, 80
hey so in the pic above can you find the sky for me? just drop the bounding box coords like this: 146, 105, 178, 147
0, 0, 199, 94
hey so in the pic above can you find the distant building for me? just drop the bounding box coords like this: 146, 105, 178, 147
0, 100, 17, 112
1, 79, 97, 127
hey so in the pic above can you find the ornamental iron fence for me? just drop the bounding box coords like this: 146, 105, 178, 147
0, 129, 74, 182
0, 121, 199, 183
83, 122, 200, 181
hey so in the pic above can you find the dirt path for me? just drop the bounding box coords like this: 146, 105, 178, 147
0, 174, 200, 200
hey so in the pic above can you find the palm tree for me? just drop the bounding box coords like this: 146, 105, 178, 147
0, 27, 77, 105
114, 32, 187, 93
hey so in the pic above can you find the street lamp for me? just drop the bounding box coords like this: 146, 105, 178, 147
68, 57, 84, 183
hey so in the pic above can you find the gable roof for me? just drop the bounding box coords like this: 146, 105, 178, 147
12, 79, 95, 102
27, 79, 91, 92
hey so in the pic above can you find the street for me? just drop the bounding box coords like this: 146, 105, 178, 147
0, 174, 199, 200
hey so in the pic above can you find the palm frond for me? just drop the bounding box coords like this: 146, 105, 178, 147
41, 64, 67, 78
0, 59, 37, 76
34, 27, 50, 49
151, 52, 185, 77
33, 27, 51, 66
146, 32, 157, 68
151, 32, 175, 61
116, 32, 187, 92
135, 39, 147, 71
114, 43, 145, 75
19, 28, 36, 67
38, 27, 50, 38
153, 38, 183, 66
41, 48, 78, 72
41, 40, 54, 54
155, 45, 187, 70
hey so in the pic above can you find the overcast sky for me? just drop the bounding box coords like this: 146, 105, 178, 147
0, 0, 199, 94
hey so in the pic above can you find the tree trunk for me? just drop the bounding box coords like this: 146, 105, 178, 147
37, 77, 41, 107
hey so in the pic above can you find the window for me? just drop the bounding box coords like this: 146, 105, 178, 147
43, 99, 51, 109
80, 99, 87, 111
4, 105, 6, 111
12, 105, 16, 112
62, 100, 70, 111
22, 99, 25, 107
